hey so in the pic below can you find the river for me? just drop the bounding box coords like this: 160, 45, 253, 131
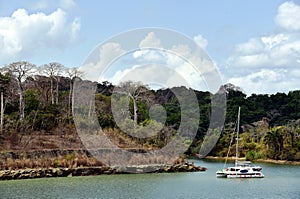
0, 159, 299, 199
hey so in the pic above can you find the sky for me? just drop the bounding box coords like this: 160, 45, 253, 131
0, 0, 300, 95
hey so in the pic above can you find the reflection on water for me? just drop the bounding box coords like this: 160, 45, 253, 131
0, 159, 299, 199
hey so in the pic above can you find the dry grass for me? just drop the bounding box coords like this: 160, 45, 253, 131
0, 127, 186, 170
0, 152, 103, 170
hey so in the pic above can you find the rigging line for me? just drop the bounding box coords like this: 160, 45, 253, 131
223, 122, 237, 169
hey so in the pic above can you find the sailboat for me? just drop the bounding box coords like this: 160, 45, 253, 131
216, 107, 264, 178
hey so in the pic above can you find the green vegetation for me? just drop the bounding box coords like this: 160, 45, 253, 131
0, 61, 300, 169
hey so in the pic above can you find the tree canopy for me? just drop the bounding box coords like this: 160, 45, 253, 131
0, 61, 299, 161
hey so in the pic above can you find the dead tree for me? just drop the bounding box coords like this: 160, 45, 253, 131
41, 62, 64, 105
2, 61, 36, 121
65, 67, 83, 117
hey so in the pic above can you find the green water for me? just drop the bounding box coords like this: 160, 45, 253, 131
0, 159, 299, 199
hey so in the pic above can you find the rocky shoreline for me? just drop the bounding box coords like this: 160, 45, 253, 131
0, 163, 206, 180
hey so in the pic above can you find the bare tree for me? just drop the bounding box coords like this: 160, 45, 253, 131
41, 62, 64, 105
2, 61, 36, 121
0, 73, 8, 133
65, 67, 83, 117
0, 73, 6, 133
117, 81, 149, 126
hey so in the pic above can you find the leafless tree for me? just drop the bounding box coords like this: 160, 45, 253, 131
0, 92, 3, 133
2, 61, 36, 121
65, 67, 83, 117
41, 62, 64, 105
117, 81, 149, 126
0, 73, 8, 133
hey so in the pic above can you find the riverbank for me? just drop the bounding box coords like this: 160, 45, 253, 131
0, 162, 206, 180
203, 156, 300, 165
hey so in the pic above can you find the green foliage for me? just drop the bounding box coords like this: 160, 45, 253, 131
137, 101, 149, 123
164, 103, 181, 128
1, 69, 300, 162
25, 89, 39, 114
0, 72, 10, 92
98, 114, 115, 128
54, 159, 61, 168
65, 153, 75, 161
245, 150, 261, 161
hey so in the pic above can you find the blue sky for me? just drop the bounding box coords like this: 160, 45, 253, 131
0, 0, 299, 95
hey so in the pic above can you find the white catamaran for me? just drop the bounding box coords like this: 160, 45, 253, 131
216, 107, 264, 178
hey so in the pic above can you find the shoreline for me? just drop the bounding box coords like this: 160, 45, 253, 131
202, 156, 300, 166
0, 162, 206, 180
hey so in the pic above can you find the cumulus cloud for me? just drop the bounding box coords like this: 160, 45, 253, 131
275, 1, 300, 31
225, 1, 300, 94
133, 33, 214, 91
0, 8, 81, 65
139, 32, 162, 48
194, 34, 208, 49
83, 31, 214, 92
227, 68, 300, 95
228, 32, 300, 68
80, 42, 126, 81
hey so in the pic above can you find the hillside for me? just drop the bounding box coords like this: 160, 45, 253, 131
0, 66, 300, 170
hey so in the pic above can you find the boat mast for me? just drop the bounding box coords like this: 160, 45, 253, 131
235, 106, 241, 167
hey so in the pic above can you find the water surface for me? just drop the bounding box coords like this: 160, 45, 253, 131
0, 159, 299, 199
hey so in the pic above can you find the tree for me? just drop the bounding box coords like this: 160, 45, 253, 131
2, 61, 36, 121
65, 67, 83, 117
117, 81, 149, 126
264, 127, 283, 159
0, 72, 10, 133
41, 62, 64, 105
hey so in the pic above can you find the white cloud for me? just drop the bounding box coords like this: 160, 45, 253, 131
80, 42, 126, 81
194, 34, 208, 49
110, 64, 190, 89
133, 49, 165, 62
228, 32, 300, 68
81, 31, 217, 92
133, 33, 214, 91
0, 8, 81, 65
261, 33, 289, 49
229, 68, 300, 95
139, 32, 162, 48
275, 1, 300, 31
225, 1, 300, 94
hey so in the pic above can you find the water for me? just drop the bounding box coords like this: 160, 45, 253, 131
0, 159, 299, 199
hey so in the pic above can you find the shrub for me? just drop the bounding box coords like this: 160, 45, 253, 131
54, 159, 61, 168
245, 150, 261, 161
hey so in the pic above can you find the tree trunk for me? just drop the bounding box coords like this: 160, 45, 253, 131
133, 98, 138, 125
50, 77, 54, 105
56, 77, 59, 104
19, 86, 25, 121
68, 81, 72, 117
88, 99, 92, 118
128, 93, 138, 126
0, 92, 3, 133
71, 84, 75, 117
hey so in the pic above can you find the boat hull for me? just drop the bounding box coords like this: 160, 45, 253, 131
216, 169, 228, 178
216, 167, 264, 178
216, 173, 227, 178
226, 173, 264, 178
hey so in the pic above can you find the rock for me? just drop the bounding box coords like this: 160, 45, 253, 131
0, 162, 206, 180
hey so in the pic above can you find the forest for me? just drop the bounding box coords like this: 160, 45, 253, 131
0, 61, 300, 170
